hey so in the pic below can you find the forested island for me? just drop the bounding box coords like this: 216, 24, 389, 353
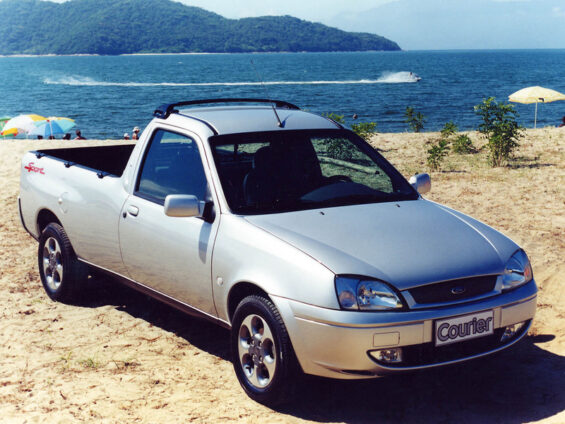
0, 0, 401, 55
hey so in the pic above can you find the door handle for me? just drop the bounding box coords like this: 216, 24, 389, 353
127, 205, 139, 217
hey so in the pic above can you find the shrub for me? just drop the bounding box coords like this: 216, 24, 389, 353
351, 121, 377, 141
474, 97, 523, 166
323, 112, 345, 125
427, 138, 450, 171
321, 113, 377, 158
440, 121, 458, 139
323, 113, 377, 141
325, 139, 355, 160
452, 134, 476, 154
404, 106, 426, 132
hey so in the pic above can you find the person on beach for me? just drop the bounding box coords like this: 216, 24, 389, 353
123, 133, 130, 140
559, 116, 565, 127
132, 126, 140, 140
74, 129, 86, 140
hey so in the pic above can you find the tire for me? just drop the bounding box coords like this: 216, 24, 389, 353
231, 295, 298, 405
38, 223, 88, 303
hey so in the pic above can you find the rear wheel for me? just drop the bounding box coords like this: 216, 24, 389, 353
38, 223, 88, 303
231, 295, 298, 405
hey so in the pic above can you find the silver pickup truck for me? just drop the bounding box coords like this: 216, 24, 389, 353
19, 99, 537, 405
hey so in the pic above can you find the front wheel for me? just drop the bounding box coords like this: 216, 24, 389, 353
38, 223, 88, 303
231, 295, 298, 405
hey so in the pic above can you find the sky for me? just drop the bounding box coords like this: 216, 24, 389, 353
44, 0, 565, 50
177, 0, 565, 50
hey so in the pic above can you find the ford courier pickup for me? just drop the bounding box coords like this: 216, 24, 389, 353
19, 99, 537, 404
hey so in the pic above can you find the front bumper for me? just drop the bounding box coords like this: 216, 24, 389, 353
272, 280, 537, 379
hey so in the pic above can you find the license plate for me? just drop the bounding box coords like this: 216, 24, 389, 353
435, 310, 494, 346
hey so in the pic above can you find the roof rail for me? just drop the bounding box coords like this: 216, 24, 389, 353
153, 98, 300, 119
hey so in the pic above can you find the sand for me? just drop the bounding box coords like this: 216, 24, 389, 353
1, 129, 564, 423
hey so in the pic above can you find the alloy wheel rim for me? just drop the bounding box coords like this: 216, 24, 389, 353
42, 237, 63, 291
238, 314, 277, 389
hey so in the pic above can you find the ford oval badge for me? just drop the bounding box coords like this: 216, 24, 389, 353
451, 286, 466, 295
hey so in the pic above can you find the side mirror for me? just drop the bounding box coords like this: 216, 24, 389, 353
409, 173, 431, 195
164, 194, 203, 217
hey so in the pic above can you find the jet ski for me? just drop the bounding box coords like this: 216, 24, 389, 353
409, 72, 422, 82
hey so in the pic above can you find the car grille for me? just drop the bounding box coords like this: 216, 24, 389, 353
407, 275, 498, 305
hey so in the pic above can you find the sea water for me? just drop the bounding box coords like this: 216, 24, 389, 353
1, 50, 565, 139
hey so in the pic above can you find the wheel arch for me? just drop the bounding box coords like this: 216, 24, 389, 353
37, 209, 62, 235
227, 282, 270, 323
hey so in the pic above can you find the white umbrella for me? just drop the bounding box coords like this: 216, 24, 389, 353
509, 86, 565, 128
0, 114, 46, 137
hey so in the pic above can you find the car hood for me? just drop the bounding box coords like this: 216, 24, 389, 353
244, 200, 519, 290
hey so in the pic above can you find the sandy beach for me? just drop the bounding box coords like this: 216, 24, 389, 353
1, 128, 564, 423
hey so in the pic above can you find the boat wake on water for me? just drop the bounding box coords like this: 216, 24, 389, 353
43, 72, 421, 87
375, 71, 421, 83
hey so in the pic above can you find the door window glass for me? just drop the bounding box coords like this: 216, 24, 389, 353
137, 130, 207, 204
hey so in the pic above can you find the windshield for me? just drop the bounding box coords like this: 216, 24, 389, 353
210, 129, 418, 214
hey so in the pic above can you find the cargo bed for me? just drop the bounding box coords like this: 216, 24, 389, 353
34, 144, 135, 177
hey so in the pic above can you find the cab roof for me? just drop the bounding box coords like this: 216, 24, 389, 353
153, 99, 341, 136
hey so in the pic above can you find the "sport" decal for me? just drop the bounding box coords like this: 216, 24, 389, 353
24, 162, 45, 174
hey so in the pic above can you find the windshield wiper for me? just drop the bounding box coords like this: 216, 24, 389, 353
302, 193, 394, 207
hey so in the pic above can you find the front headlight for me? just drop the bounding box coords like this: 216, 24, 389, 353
335, 276, 404, 311
500, 250, 533, 291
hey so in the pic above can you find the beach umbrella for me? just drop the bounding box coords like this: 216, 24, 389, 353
0, 117, 10, 138
508, 86, 565, 128
28, 117, 76, 138
0, 114, 46, 137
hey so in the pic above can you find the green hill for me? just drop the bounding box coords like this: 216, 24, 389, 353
0, 0, 401, 55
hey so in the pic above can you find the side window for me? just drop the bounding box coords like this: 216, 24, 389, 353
136, 129, 207, 204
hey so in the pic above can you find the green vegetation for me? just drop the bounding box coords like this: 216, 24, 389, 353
440, 121, 458, 139
474, 97, 523, 166
321, 114, 349, 159
321, 113, 378, 159
0, 0, 401, 55
426, 138, 450, 171
351, 122, 378, 142
59, 351, 73, 371
452, 134, 476, 154
439, 121, 476, 155
323, 113, 346, 125
78, 357, 102, 369
426, 121, 476, 170
322, 113, 377, 141
404, 107, 426, 133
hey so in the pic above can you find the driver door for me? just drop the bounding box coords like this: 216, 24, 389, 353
119, 128, 219, 316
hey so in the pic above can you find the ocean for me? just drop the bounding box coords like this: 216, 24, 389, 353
1, 50, 565, 139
